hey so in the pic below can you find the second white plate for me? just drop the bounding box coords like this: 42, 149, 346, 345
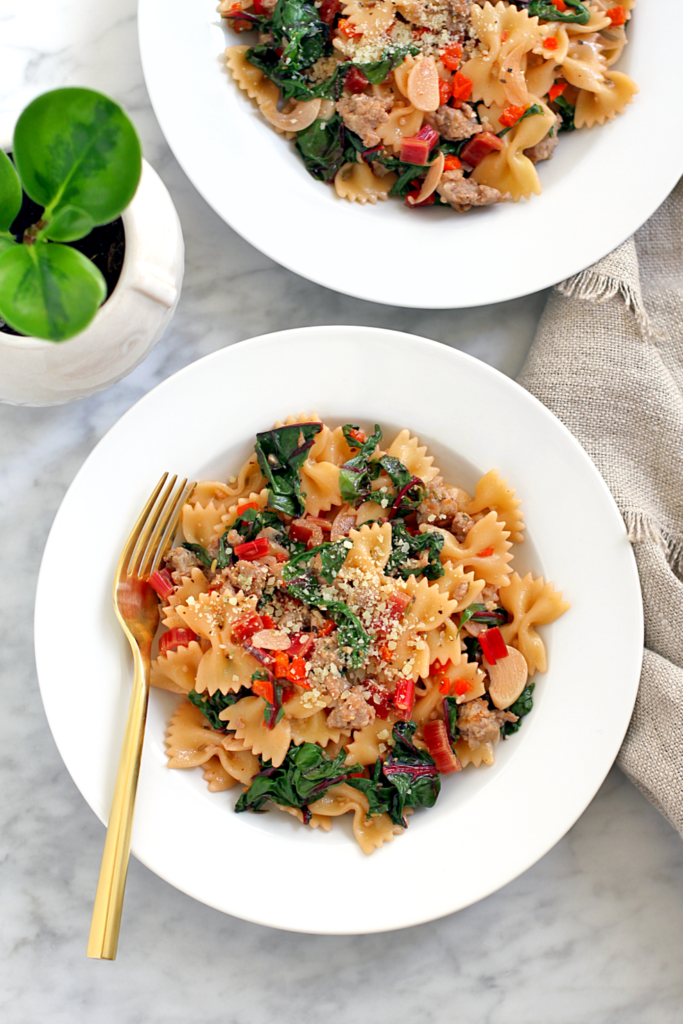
138, 0, 683, 307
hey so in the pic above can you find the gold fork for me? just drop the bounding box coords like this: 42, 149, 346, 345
87, 473, 195, 961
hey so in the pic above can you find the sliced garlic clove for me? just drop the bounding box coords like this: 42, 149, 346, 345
485, 646, 529, 710
407, 56, 441, 113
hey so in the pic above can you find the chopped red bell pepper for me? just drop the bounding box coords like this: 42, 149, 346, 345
499, 104, 527, 128
393, 678, 415, 718
273, 651, 290, 680
288, 632, 314, 658
479, 626, 508, 664
606, 5, 627, 25
400, 137, 431, 166
423, 720, 461, 774
307, 516, 332, 532
441, 42, 462, 71
379, 644, 394, 663
548, 81, 567, 103
290, 521, 314, 545
236, 501, 259, 515
148, 568, 174, 600
405, 188, 436, 207
234, 536, 270, 560
443, 155, 461, 172
432, 658, 452, 674
159, 627, 197, 656
252, 677, 275, 704
231, 611, 264, 644
438, 78, 451, 106
319, 619, 336, 637
366, 682, 392, 719
453, 678, 471, 696
338, 17, 362, 37
451, 71, 473, 105
415, 124, 440, 151
288, 656, 308, 682
460, 131, 504, 166
543, 36, 559, 50
553, 0, 568, 10
345, 66, 370, 94
388, 590, 412, 619
347, 427, 366, 444
477, 546, 495, 557
253, 0, 266, 12
438, 677, 451, 695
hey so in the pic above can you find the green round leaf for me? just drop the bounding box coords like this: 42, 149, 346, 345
43, 204, 95, 242
0, 241, 107, 341
13, 87, 142, 231
0, 150, 22, 232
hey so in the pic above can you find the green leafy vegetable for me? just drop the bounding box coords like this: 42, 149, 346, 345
355, 46, 419, 83
500, 682, 535, 737
443, 696, 459, 745
385, 521, 444, 581
554, 94, 576, 132
498, 103, 544, 138
235, 742, 360, 817
187, 688, 247, 731
348, 721, 440, 827
182, 541, 213, 568
272, 0, 328, 71
246, 46, 344, 102
527, 0, 590, 24
283, 560, 372, 668
375, 455, 425, 516
338, 424, 383, 505
457, 603, 509, 637
255, 421, 323, 518
295, 114, 348, 181
282, 539, 349, 584
463, 635, 482, 662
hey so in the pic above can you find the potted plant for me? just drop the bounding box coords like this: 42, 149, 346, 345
0, 88, 184, 406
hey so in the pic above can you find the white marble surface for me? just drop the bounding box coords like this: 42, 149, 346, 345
1, 2, 682, 1020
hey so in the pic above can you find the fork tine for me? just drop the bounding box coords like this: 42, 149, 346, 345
140, 478, 195, 578
117, 474, 168, 579
128, 475, 177, 578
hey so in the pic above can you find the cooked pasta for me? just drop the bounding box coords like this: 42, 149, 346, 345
221, 0, 637, 212
150, 418, 568, 852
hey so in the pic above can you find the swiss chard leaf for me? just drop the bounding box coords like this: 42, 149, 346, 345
527, 0, 590, 24
457, 602, 509, 637
271, 0, 328, 71
376, 455, 425, 517
498, 103, 544, 138
356, 46, 420, 83
443, 696, 459, 745
283, 565, 372, 668
463, 635, 482, 662
246, 45, 344, 101
348, 721, 440, 827
385, 521, 444, 581
255, 421, 323, 518
187, 688, 248, 731
554, 94, 576, 132
182, 541, 213, 568
338, 424, 383, 506
296, 114, 347, 181
235, 742, 361, 815
500, 682, 535, 737
282, 539, 349, 584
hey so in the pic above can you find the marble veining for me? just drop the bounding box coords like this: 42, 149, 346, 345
1, 1, 682, 1021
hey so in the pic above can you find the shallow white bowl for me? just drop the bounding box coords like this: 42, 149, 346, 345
35, 326, 642, 933
138, 0, 682, 308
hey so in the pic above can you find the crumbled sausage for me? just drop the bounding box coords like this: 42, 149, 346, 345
433, 102, 482, 142
457, 698, 518, 749
524, 115, 561, 163
308, 636, 345, 700
335, 92, 392, 147
451, 511, 474, 543
417, 482, 462, 529
220, 559, 270, 598
164, 546, 203, 581
437, 169, 510, 211
327, 686, 376, 730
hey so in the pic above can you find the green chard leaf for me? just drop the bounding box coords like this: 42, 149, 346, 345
554, 94, 576, 132
527, 0, 590, 24
235, 742, 362, 817
338, 424, 383, 506
385, 521, 444, 581
500, 682, 535, 737
443, 696, 459, 745
348, 721, 440, 827
255, 421, 323, 518
182, 541, 213, 568
282, 539, 349, 584
375, 455, 425, 516
271, 0, 328, 71
187, 688, 248, 731
296, 114, 348, 181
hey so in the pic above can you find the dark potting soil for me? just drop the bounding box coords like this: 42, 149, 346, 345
0, 178, 126, 336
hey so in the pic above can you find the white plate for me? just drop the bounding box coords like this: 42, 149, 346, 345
35, 326, 642, 933
139, 0, 682, 308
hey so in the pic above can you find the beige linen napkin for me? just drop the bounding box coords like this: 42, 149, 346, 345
518, 179, 683, 836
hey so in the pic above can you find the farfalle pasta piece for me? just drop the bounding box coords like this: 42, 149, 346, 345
412, 678, 446, 727
376, 104, 424, 153
309, 782, 402, 855
344, 522, 393, 578
345, 714, 400, 766
220, 695, 292, 767
499, 572, 570, 675
425, 618, 463, 669
151, 640, 204, 694
575, 71, 638, 128
278, 805, 334, 831
291, 711, 344, 748
434, 562, 486, 611
202, 756, 236, 792
165, 702, 260, 784
425, 511, 513, 587
162, 566, 209, 629
561, 34, 609, 93
334, 161, 398, 204
455, 738, 496, 768
384, 428, 439, 485
391, 575, 459, 679
472, 104, 556, 201
464, 2, 544, 109
463, 469, 525, 544
342, 0, 395, 35
181, 499, 228, 548
437, 657, 487, 704
218, 488, 269, 532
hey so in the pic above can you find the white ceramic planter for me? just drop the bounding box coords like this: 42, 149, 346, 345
0, 146, 184, 406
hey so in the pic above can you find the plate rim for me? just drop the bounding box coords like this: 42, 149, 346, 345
34, 325, 644, 933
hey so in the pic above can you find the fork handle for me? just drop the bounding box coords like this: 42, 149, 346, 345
87, 642, 151, 960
